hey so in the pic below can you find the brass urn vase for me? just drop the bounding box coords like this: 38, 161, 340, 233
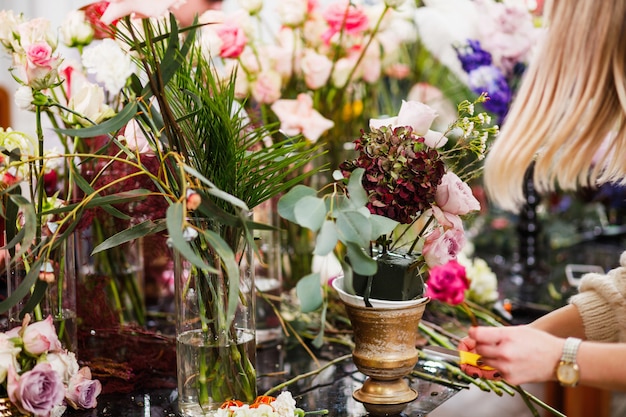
343, 297, 429, 415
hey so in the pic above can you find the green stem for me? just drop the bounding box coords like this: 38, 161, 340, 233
263, 354, 352, 396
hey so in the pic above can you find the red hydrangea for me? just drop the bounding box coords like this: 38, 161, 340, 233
340, 125, 446, 224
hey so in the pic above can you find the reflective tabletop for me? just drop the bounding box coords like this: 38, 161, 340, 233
64, 341, 463, 417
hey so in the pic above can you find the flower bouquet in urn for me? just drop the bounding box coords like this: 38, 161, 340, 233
278, 93, 498, 322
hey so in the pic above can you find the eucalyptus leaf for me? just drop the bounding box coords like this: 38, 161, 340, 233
294, 195, 326, 231
340, 259, 355, 295
9, 195, 36, 259
314, 220, 339, 256
312, 303, 327, 349
369, 214, 400, 241
277, 185, 316, 223
296, 273, 323, 313
346, 168, 368, 208
336, 210, 371, 249
345, 242, 378, 276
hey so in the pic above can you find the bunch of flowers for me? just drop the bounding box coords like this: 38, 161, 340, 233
217, 392, 308, 417
197, 0, 420, 165
415, 0, 540, 122
0, 315, 101, 416
278, 94, 498, 316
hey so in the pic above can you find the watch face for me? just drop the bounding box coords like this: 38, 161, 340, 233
557, 362, 580, 385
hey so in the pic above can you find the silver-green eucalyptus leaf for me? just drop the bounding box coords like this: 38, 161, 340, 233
277, 185, 317, 223
345, 242, 378, 276
336, 210, 371, 249
369, 214, 400, 240
294, 195, 326, 231
296, 273, 323, 313
346, 168, 368, 208
314, 220, 339, 256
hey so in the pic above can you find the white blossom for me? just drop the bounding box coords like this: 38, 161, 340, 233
82, 39, 135, 93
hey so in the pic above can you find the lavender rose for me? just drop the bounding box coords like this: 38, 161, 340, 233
9, 363, 65, 416
435, 171, 481, 215
66, 368, 102, 410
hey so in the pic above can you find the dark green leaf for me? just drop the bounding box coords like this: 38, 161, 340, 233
57, 101, 138, 137
92, 220, 167, 254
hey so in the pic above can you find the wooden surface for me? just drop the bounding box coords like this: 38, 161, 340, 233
544, 382, 612, 417
0, 86, 10, 128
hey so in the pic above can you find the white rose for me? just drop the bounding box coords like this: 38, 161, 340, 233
17, 17, 57, 51
237, 0, 263, 14
384, 0, 408, 8
67, 82, 115, 126
61, 10, 94, 48
46, 351, 80, 384
271, 391, 298, 417
14, 85, 34, 110
276, 0, 308, 27
0, 10, 23, 52
0, 337, 21, 384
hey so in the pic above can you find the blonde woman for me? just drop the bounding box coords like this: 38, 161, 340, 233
461, 0, 626, 389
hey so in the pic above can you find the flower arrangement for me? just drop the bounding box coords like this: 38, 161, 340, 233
198, 0, 422, 166
278, 94, 498, 320
216, 392, 310, 417
0, 314, 101, 416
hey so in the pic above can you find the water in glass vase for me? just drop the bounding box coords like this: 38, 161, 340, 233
177, 328, 256, 416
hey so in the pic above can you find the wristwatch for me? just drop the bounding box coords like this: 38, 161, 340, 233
556, 337, 582, 387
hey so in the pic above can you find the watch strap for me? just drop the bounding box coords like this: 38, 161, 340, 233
561, 337, 582, 363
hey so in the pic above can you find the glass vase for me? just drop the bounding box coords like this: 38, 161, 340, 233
75, 220, 145, 330
174, 219, 256, 416
253, 198, 283, 347
4, 232, 77, 352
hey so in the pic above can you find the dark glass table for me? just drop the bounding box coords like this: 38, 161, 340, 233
64, 341, 463, 417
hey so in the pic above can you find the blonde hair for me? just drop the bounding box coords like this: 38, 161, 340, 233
483, 0, 626, 212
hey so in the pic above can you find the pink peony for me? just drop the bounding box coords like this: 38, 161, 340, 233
22, 315, 63, 355
435, 171, 481, 215
425, 260, 470, 305
8, 363, 65, 416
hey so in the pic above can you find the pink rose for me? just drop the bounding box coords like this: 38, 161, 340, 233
26, 42, 53, 67
322, 1, 369, 44
251, 71, 282, 104
301, 50, 332, 90
395, 100, 438, 136
425, 260, 469, 305
435, 172, 481, 215
123, 119, 154, 154
369, 100, 438, 137
100, 0, 185, 25
422, 222, 466, 267
217, 23, 247, 59
66, 367, 102, 410
271, 93, 335, 142
9, 363, 65, 416
22, 315, 62, 355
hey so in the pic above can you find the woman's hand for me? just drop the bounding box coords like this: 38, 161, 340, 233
458, 337, 501, 380
465, 325, 565, 385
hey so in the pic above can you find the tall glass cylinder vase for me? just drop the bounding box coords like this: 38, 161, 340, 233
75, 220, 145, 330
3, 232, 77, 351
174, 219, 257, 416
253, 198, 283, 346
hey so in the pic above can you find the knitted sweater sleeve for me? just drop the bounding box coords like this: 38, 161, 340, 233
569, 251, 626, 343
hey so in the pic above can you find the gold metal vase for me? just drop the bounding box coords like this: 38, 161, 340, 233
344, 298, 429, 416
0, 398, 28, 417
